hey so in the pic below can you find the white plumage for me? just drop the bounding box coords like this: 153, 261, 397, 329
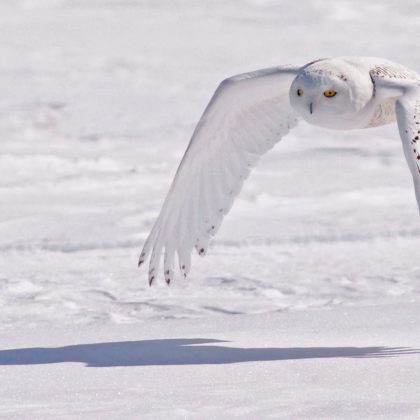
139, 56, 420, 285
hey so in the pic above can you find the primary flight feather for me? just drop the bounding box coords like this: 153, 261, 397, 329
139, 56, 420, 285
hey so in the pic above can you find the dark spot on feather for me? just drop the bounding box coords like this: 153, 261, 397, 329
165, 270, 170, 275
182, 265, 185, 270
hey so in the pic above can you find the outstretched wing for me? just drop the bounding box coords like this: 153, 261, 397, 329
395, 84, 420, 213
139, 65, 301, 285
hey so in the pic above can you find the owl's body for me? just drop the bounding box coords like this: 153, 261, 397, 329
139, 57, 420, 285
364, 59, 420, 128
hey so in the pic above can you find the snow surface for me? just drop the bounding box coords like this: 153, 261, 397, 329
1, 304, 420, 419
0, 0, 420, 418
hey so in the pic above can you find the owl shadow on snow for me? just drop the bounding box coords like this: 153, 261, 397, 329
0, 339, 417, 367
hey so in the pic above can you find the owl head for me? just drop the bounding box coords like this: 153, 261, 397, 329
289, 58, 373, 130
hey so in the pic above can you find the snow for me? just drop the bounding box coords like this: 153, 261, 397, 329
1, 304, 420, 419
0, 0, 420, 418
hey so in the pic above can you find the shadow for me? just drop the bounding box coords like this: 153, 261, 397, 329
0, 339, 417, 368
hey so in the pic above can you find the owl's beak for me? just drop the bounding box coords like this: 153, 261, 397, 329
309, 102, 313, 114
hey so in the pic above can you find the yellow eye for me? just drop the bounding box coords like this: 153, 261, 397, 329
323, 90, 337, 97
297, 88, 303, 97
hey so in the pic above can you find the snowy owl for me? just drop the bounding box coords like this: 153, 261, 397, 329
139, 56, 420, 285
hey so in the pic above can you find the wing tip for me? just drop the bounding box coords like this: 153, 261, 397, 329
165, 269, 172, 285
180, 264, 188, 279
138, 251, 146, 268
198, 247, 206, 257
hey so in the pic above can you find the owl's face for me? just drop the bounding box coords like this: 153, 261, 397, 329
289, 61, 372, 129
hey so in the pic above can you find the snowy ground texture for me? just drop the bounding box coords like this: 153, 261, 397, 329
1, 0, 420, 418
